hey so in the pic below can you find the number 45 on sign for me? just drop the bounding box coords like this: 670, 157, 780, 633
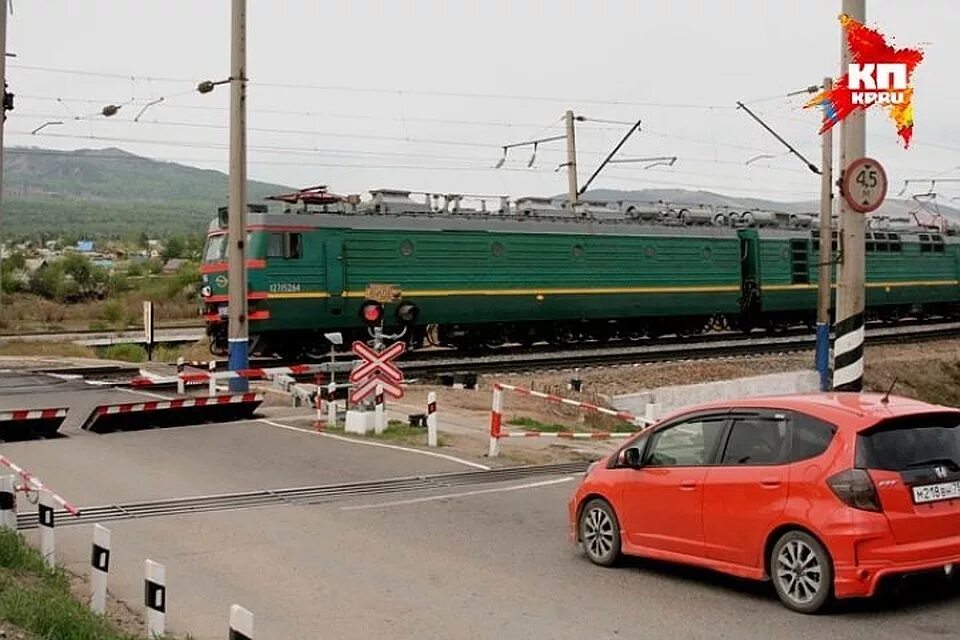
842, 157, 887, 214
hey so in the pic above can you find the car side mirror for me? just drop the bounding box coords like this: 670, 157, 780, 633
620, 447, 642, 468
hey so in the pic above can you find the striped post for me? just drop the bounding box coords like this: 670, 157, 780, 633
229, 604, 254, 639
644, 403, 662, 425
0, 475, 15, 531
176, 357, 186, 395
208, 360, 218, 396
144, 559, 166, 637
39, 491, 55, 567
488, 384, 504, 458
374, 384, 386, 434
833, 311, 864, 391
426, 391, 438, 448
90, 524, 111, 614
327, 382, 337, 428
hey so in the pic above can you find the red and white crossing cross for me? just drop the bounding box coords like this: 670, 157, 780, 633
349, 375, 403, 404
349, 341, 405, 384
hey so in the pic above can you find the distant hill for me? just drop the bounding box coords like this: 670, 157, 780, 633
2, 147, 294, 238
575, 188, 960, 225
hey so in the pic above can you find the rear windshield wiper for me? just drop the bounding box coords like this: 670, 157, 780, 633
904, 457, 959, 471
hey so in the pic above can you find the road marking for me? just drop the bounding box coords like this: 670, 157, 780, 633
341, 476, 575, 511
257, 419, 491, 471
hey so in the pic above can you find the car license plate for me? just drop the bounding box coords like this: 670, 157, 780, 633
912, 480, 960, 504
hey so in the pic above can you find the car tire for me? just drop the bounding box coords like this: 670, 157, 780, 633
770, 530, 833, 614
578, 498, 621, 567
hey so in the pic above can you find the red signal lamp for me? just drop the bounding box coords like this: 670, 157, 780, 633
359, 300, 384, 326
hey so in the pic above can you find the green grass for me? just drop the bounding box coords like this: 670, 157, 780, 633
507, 416, 573, 432
100, 344, 147, 363
327, 419, 447, 446
507, 415, 637, 433
0, 529, 147, 640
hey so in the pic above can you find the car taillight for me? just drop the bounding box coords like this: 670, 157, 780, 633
826, 468, 882, 512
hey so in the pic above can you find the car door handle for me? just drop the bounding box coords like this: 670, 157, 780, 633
680, 480, 697, 490
760, 479, 781, 489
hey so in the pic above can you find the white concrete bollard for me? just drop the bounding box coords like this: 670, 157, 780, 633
427, 391, 438, 448
229, 604, 254, 639
90, 524, 111, 614
0, 474, 16, 531
488, 385, 504, 458
374, 384, 386, 434
208, 361, 217, 396
644, 402, 662, 425
327, 382, 338, 428
176, 357, 185, 395
144, 559, 166, 637
39, 491, 55, 567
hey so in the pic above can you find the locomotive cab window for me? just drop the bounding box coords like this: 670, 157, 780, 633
267, 232, 302, 260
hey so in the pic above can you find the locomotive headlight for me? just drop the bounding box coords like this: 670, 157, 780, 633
200, 285, 212, 298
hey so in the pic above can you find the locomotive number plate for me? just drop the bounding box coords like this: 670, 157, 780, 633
365, 283, 402, 303
269, 283, 302, 293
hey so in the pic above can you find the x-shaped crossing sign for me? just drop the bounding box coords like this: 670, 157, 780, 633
349, 341, 406, 384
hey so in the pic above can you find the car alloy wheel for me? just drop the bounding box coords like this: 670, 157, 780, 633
771, 531, 833, 614
579, 499, 621, 567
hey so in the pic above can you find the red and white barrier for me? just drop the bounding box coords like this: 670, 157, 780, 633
0, 454, 81, 516
487, 382, 657, 457
0, 408, 67, 422
133, 363, 330, 396
374, 384, 386, 434
94, 393, 261, 417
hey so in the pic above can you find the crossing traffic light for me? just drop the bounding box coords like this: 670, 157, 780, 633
359, 300, 384, 326
396, 302, 419, 326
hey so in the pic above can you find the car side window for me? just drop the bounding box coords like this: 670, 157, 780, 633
644, 418, 727, 467
720, 417, 789, 465
786, 413, 836, 462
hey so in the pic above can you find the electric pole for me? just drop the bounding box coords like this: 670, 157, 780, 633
227, 0, 249, 391
564, 109, 578, 205
816, 77, 833, 391
0, 0, 8, 318
833, 0, 867, 392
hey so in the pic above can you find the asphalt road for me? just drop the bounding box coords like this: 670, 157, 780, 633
5, 413, 957, 640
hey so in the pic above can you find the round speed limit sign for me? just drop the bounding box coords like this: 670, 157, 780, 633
842, 157, 888, 214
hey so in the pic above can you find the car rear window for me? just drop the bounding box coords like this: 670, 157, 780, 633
856, 412, 960, 472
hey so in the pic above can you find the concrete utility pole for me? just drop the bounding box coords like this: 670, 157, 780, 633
833, 0, 867, 392
816, 77, 834, 391
564, 109, 578, 205
227, 0, 249, 391
0, 0, 7, 317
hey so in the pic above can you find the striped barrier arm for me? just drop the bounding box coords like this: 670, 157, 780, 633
488, 382, 657, 458
0, 455, 81, 516
94, 393, 262, 417
0, 408, 68, 421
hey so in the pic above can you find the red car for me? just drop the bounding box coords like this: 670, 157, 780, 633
568, 393, 960, 613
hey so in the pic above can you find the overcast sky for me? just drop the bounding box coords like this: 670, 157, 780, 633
6, 0, 959, 204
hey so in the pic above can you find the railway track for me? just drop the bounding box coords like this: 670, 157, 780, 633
398, 320, 960, 377
24, 320, 960, 384
16, 461, 587, 529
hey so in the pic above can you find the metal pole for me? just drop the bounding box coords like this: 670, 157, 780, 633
833, 0, 866, 392
816, 77, 834, 391
564, 109, 578, 206
227, 0, 249, 392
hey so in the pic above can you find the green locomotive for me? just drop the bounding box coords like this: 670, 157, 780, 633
199, 188, 960, 356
